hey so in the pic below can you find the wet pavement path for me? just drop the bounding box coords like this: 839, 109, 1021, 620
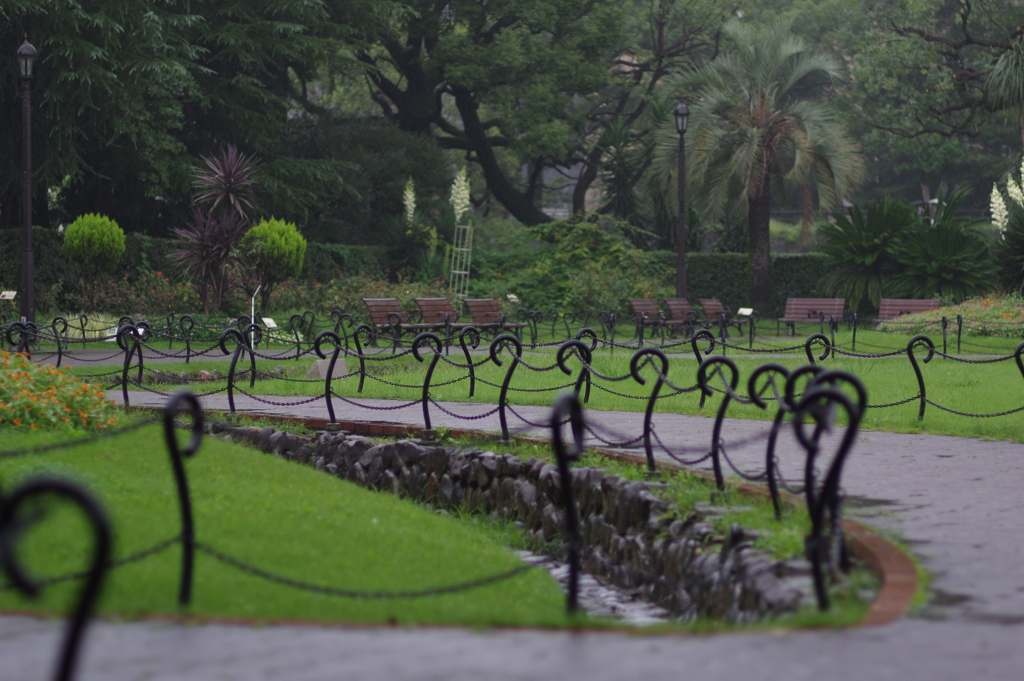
3, 359, 1024, 678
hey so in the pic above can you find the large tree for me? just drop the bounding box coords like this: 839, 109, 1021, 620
660, 18, 864, 314
0, 0, 390, 234
354, 0, 622, 225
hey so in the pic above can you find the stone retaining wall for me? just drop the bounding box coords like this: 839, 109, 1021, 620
206, 422, 814, 622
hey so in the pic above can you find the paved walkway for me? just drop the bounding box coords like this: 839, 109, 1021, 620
4, 368, 1024, 678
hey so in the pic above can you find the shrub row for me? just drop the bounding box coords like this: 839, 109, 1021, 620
687, 253, 830, 315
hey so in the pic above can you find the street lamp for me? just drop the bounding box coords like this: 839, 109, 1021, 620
674, 101, 689, 299
18, 37, 37, 324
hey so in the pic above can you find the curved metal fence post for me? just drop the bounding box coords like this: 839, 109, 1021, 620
550, 392, 585, 616
166, 313, 176, 350
78, 314, 89, 350
352, 324, 371, 393
179, 315, 194, 364
219, 328, 247, 414
458, 326, 481, 398
162, 391, 204, 606
697, 355, 741, 490
956, 313, 963, 354
290, 314, 305, 360
242, 323, 262, 388
135, 321, 151, 385
850, 312, 858, 352
906, 335, 935, 420
690, 329, 716, 408
51, 316, 68, 367
574, 328, 599, 403
747, 363, 792, 519
116, 324, 141, 407
489, 334, 523, 441
792, 384, 864, 611
315, 330, 343, 423
941, 315, 948, 357
630, 347, 669, 475
804, 333, 831, 364
0, 477, 112, 681
557, 340, 593, 407
6, 321, 29, 357
413, 333, 444, 430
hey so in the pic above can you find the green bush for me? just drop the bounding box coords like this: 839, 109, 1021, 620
63, 213, 126, 271
62, 213, 126, 311
888, 223, 996, 302
817, 198, 916, 312
239, 218, 308, 311
819, 187, 996, 310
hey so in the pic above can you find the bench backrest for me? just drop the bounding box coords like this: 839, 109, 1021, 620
697, 298, 730, 318
627, 299, 661, 320
781, 297, 846, 320
663, 298, 695, 320
363, 298, 403, 325
464, 298, 504, 324
877, 298, 941, 321
415, 298, 458, 324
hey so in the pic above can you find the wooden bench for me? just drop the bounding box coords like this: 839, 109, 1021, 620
463, 299, 528, 337
877, 298, 941, 321
627, 299, 667, 344
414, 298, 465, 326
778, 297, 846, 335
697, 298, 744, 336
362, 298, 429, 349
414, 298, 475, 345
662, 299, 700, 336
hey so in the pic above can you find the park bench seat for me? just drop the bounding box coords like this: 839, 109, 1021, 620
463, 298, 527, 335
779, 297, 846, 335
877, 298, 941, 321
662, 298, 700, 335
414, 298, 468, 326
627, 299, 664, 327
361, 299, 430, 348
697, 298, 745, 335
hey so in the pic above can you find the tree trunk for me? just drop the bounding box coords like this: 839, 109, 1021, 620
748, 173, 774, 316
451, 87, 552, 226
799, 176, 813, 248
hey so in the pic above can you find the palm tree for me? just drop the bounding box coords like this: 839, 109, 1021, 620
987, 39, 1024, 151
654, 19, 864, 314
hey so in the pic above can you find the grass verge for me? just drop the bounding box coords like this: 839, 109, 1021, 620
0, 419, 569, 627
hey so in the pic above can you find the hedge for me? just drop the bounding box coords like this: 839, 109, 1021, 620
686, 252, 830, 316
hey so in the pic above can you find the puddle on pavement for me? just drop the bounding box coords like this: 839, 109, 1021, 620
515, 551, 671, 626
844, 495, 899, 508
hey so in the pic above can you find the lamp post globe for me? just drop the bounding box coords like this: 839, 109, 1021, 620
675, 101, 689, 298
18, 37, 37, 324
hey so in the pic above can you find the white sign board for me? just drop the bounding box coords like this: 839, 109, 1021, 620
0, 291, 16, 300
262, 317, 278, 328
736, 307, 754, 316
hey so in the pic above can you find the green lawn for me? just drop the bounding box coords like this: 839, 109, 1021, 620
0, 422, 569, 626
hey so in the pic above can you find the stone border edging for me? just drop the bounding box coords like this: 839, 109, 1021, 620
131, 407, 919, 627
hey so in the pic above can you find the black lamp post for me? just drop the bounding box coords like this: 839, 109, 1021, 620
674, 101, 689, 299
18, 37, 37, 324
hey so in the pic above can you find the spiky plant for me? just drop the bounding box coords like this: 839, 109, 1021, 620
818, 198, 917, 311
169, 208, 250, 313
192, 144, 263, 220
